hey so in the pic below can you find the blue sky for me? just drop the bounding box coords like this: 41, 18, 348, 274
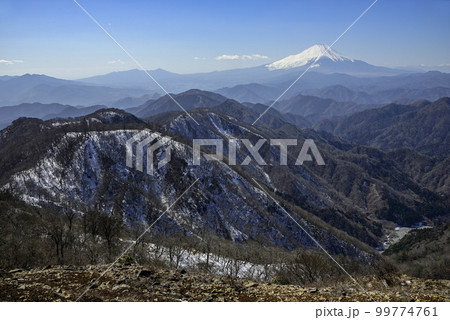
1, 0, 449, 79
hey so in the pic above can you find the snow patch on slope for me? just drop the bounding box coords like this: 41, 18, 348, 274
266, 44, 354, 70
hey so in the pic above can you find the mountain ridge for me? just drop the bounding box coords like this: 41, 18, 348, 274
314, 97, 450, 157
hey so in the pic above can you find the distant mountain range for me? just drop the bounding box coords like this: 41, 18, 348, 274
2, 85, 449, 135
1, 44, 449, 110
302, 84, 450, 105
216, 71, 450, 104
314, 97, 450, 157
0, 103, 106, 130
0, 74, 151, 107
0, 89, 345, 130
274, 94, 379, 123
110, 93, 161, 109
80, 45, 403, 91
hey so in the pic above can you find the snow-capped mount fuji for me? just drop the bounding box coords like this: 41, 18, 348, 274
266, 44, 354, 70
265, 44, 399, 75
76, 45, 402, 94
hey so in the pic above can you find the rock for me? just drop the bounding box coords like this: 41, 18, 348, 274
0, 264, 447, 302
112, 284, 130, 291
9, 269, 22, 274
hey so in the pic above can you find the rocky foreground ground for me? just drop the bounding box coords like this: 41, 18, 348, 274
0, 265, 449, 302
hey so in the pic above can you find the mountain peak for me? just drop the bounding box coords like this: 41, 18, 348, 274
266, 44, 354, 71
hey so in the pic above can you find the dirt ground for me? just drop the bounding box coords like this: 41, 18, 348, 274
1, 264, 449, 302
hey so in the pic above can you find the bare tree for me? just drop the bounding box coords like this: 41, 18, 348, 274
99, 212, 123, 259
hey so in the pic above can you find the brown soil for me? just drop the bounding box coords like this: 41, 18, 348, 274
1, 265, 448, 302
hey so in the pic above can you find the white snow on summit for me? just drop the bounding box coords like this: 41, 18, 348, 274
266, 44, 354, 70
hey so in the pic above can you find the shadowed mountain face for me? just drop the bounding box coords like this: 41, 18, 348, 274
138, 89, 377, 127
302, 85, 450, 104
211, 99, 311, 129
314, 97, 450, 157
273, 94, 379, 124
0, 110, 376, 258
216, 83, 281, 104
383, 223, 450, 280
0, 92, 448, 258
150, 107, 448, 230
0, 99, 448, 246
